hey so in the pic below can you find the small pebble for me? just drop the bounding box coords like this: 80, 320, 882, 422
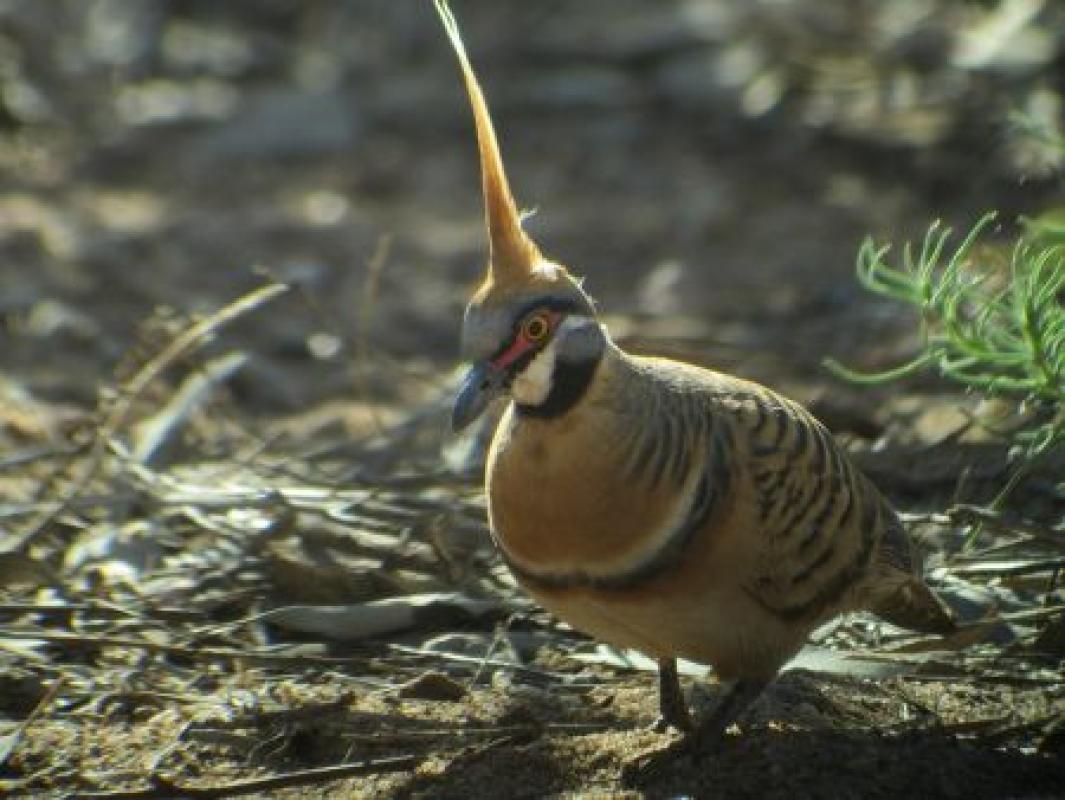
398, 671, 468, 702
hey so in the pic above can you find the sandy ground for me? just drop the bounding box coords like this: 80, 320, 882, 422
2, 2, 1064, 798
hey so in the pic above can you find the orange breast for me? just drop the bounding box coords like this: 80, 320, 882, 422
489, 413, 797, 676
486, 404, 692, 573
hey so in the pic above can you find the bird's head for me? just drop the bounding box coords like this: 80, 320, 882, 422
435, 1, 605, 432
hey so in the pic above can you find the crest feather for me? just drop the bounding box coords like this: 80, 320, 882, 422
434, 0, 540, 284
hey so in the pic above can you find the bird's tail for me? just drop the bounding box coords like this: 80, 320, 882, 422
866, 511, 957, 635
867, 572, 957, 635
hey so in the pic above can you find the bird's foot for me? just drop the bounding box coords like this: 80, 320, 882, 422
623, 679, 769, 787
646, 714, 689, 734
620, 730, 714, 787
692, 678, 768, 747
621, 739, 687, 786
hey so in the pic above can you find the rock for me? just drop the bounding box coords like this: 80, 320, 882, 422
398, 671, 468, 702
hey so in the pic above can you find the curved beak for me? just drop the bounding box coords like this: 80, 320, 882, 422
452, 359, 505, 432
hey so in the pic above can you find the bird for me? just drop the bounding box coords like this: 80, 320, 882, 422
432, 0, 956, 745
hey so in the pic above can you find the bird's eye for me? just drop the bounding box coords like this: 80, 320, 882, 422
521, 312, 551, 342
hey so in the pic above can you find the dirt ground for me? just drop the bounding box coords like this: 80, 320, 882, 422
2, 2, 1064, 798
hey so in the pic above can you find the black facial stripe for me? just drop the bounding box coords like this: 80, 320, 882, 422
516, 355, 599, 419
503, 348, 540, 387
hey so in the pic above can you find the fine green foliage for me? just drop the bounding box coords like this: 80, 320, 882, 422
826, 212, 1065, 501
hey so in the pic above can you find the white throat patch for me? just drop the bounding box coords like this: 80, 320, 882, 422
510, 316, 591, 407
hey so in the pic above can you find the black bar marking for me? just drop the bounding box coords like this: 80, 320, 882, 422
516, 355, 599, 420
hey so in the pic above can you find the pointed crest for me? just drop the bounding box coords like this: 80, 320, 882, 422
434, 0, 540, 284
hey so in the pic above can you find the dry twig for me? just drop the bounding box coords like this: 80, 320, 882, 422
6, 282, 291, 555
70, 754, 423, 800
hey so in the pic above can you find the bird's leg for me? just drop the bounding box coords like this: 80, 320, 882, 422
621, 675, 769, 784
691, 678, 769, 750
650, 657, 693, 733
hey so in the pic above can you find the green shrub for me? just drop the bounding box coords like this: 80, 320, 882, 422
826, 212, 1065, 505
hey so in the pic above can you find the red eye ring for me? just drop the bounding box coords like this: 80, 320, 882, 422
522, 313, 551, 342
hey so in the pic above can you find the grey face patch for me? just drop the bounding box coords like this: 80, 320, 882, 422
459, 280, 596, 363
460, 303, 515, 361
554, 316, 606, 364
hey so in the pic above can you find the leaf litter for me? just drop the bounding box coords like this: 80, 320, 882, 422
2, 1, 1065, 796
0, 279, 1061, 800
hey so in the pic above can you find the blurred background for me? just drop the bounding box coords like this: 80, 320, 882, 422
3, 5, 1065, 794
1, 0, 1064, 416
